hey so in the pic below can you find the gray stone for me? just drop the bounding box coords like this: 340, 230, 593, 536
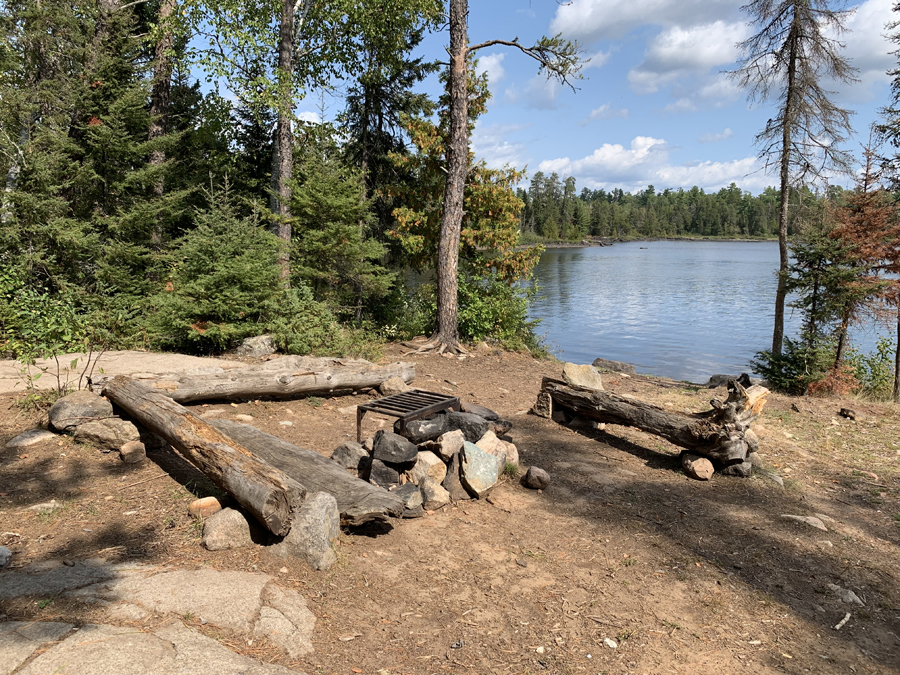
74, 418, 140, 451
441, 452, 471, 502
26, 499, 62, 514
592, 357, 636, 374
433, 429, 465, 461
49, 390, 113, 432
682, 453, 714, 480
5, 429, 56, 449
781, 514, 828, 532
14, 622, 298, 675
460, 401, 499, 421
562, 362, 604, 391
395, 414, 448, 444
404, 450, 447, 486
522, 466, 551, 490
202, 508, 252, 551
120, 440, 146, 464
759, 470, 784, 487
392, 482, 424, 510
489, 419, 513, 436
421, 478, 451, 510
379, 376, 410, 397
447, 411, 489, 443
271, 492, 339, 571
474, 431, 509, 473
368, 458, 401, 489
0, 546, 10, 568
105, 602, 149, 622
721, 459, 752, 477
0, 621, 74, 675
402, 505, 425, 518
235, 334, 276, 358
459, 441, 501, 498
827, 583, 864, 606
257, 584, 316, 658
331, 441, 370, 474
372, 430, 417, 463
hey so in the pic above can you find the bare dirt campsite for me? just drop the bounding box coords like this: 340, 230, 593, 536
1, 345, 899, 675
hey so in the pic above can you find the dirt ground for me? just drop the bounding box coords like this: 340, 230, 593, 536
1, 344, 899, 675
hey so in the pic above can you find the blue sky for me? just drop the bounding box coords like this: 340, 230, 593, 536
302, 0, 895, 196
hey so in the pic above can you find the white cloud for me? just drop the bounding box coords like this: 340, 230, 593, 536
828, 0, 895, 102
583, 50, 612, 70
476, 53, 507, 84
628, 21, 747, 94
472, 122, 530, 169
539, 135, 766, 192
698, 128, 734, 143
296, 111, 321, 124
580, 103, 629, 125
504, 75, 562, 110
550, 0, 739, 42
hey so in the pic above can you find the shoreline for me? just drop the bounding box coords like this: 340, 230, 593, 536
534, 235, 777, 249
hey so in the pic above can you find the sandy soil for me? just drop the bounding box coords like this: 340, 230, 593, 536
1, 344, 899, 675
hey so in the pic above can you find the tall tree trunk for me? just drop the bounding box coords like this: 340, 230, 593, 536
772, 19, 800, 356
429, 0, 468, 352
270, 0, 295, 283
148, 0, 176, 256
0, 126, 27, 225
894, 308, 900, 403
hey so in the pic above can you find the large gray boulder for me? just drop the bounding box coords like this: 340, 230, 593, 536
331, 441, 370, 475
562, 362, 604, 391
271, 492, 339, 571
73, 418, 140, 451
395, 414, 448, 443
368, 459, 401, 489
49, 390, 113, 432
592, 357, 636, 374
459, 442, 501, 498
372, 430, 417, 463
447, 411, 489, 443
235, 334, 276, 358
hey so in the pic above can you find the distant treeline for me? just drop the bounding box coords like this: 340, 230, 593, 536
515, 172, 829, 240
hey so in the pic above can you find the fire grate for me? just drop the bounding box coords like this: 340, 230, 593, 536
356, 389, 460, 442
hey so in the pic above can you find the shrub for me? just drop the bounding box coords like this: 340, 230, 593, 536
845, 337, 896, 400
752, 337, 836, 395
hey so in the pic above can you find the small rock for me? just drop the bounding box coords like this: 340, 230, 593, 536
5, 429, 56, 449
362, 436, 375, 453
369, 458, 401, 489
188, 496, 227, 519
781, 514, 828, 532
433, 429, 465, 462
49, 390, 113, 432
331, 441, 370, 475
604, 638, 618, 649
522, 466, 551, 490
372, 430, 418, 464
421, 478, 451, 510
402, 505, 425, 518
337, 405, 357, 415
74, 418, 141, 451
721, 459, 752, 477
27, 500, 62, 514
279, 420, 293, 427
761, 471, 784, 487
271, 492, 339, 571
202, 508, 252, 551
562, 362, 604, 391
827, 583, 864, 606
405, 450, 447, 486
396, 414, 449, 444
460, 401, 499, 421
817, 540, 834, 549
392, 482, 424, 510
460, 442, 501, 498
233, 414, 254, 422
441, 452, 472, 501
682, 453, 714, 480
0, 546, 11, 567
198, 408, 226, 419
235, 334, 276, 357
447, 411, 490, 443
119, 440, 146, 464
489, 419, 513, 436
379, 376, 410, 397
592, 357, 636, 374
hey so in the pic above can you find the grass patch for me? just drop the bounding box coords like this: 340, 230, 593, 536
503, 462, 520, 479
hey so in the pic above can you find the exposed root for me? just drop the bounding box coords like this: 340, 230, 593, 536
402, 335, 470, 356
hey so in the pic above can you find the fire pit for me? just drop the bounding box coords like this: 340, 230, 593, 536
356, 389, 460, 442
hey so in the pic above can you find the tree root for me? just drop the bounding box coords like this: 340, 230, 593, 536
402, 335, 470, 356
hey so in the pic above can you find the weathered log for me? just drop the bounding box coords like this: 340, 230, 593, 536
103, 376, 305, 535
92, 356, 415, 404
537, 377, 768, 465
209, 420, 405, 526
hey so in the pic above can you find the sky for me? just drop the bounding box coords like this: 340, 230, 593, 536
300, 0, 896, 196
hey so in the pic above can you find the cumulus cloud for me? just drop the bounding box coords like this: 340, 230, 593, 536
538, 135, 766, 192
296, 111, 321, 124
504, 75, 562, 110
550, 0, 739, 42
698, 128, 734, 143
827, 0, 895, 101
583, 50, 612, 71
476, 53, 506, 84
580, 104, 629, 125
472, 122, 530, 169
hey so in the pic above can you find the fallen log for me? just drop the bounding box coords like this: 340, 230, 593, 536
92, 356, 415, 404
103, 376, 305, 535
209, 420, 405, 526
536, 377, 768, 465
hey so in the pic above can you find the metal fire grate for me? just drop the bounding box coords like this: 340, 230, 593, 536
356, 389, 460, 442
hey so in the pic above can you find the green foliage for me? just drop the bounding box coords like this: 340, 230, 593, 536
752, 337, 836, 395
845, 337, 896, 400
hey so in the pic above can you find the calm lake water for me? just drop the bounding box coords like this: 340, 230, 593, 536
527, 240, 888, 383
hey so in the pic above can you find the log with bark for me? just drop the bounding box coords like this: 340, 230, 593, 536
209, 420, 405, 526
92, 356, 415, 404
103, 376, 305, 536
536, 377, 768, 466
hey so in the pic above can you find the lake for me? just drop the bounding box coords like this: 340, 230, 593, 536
527, 240, 889, 383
